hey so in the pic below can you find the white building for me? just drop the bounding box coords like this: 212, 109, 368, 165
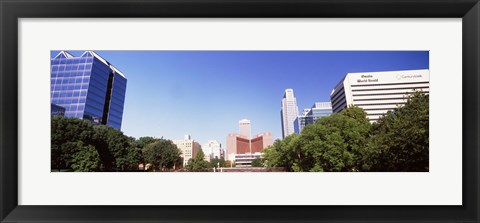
330, 69, 429, 122
173, 134, 201, 167
280, 88, 299, 138
234, 152, 262, 167
202, 140, 222, 161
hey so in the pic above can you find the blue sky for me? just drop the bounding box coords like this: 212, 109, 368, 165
51, 51, 429, 148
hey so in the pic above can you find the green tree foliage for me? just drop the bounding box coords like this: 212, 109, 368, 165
51, 117, 142, 171
186, 150, 212, 172
264, 106, 371, 172
368, 92, 429, 171
51, 117, 95, 170
263, 136, 301, 171
92, 125, 140, 171
133, 137, 159, 149
210, 156, 226, 168
71, 142, 101, 172
142, 139, 182, 171
263, 92, 429, 172
251, 158, 264, 167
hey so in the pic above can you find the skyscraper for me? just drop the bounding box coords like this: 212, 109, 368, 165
280, 89, 299, 138
239, 119, 251, 138
50, 51, 127, 129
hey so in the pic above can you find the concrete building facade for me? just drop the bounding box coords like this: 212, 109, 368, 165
202, 140, 222, 161
330, 69, 429, 122
239, 119, 251, 138
173, 134, 202, 167
226, 120, 273, 162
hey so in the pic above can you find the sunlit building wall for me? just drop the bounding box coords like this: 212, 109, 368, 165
330, 69, 429, 122
280, 89, 299, 138
202, 140, 222, 161
239, 119, 251, 138
173, 134, 201, 167
226, 120, 273, 162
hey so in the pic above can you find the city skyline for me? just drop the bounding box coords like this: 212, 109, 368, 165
50, 51, 429, 147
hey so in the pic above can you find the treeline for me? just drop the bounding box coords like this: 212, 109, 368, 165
263, 92, 429, 172
52, 116, 229, 172
185, 150, 229, 172
52, 116, 141, 171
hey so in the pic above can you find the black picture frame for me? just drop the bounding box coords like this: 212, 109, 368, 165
1, 0, 479, 222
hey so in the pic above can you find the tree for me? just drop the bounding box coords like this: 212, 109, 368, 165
92, 125, 141, 171
51, 116, 142, 171
132, 137, 161, 170
314, 106, 372, 171
71, 142, 101, 172
210, 156, 226, 168
263, 106, 371, 172
142, 139, 182, 171
251, 158, 264, 167
51, 117, 95, 170
186, 150, 212, 172
368, 92, 429, 171
263, 136, 297, 171
133, 137, 159, 149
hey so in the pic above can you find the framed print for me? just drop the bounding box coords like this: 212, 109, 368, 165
1, 0, 479, 222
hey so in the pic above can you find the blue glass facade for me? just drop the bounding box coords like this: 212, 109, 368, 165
51, 103, 66, 116
306, 106, 333, 124
294, 103, 333, 133
294, 116, 307, 134
50, 51, 127, 129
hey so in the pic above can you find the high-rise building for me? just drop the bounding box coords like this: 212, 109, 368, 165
202, 140, 222, 161
173, 134, 202, 167
50, 51, 127, 129
330, 69, 429, 122
280, 89, 299, 138
239, 119, 251, 138
306, 102, 333, 125
294, 109, 311, 134
294, 102, 333, 133
226, 120, 273, 162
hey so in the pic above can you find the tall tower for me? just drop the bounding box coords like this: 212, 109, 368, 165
239, 119, 251, 154
239, 119, 251, 138
280, 88, 299, 138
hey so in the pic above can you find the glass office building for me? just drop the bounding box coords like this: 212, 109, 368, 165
51, 103, 66, 117
307, 102, 333, 124
293, 109, 310, 134
294, 102, 332, 134
50, 51, 127, 129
